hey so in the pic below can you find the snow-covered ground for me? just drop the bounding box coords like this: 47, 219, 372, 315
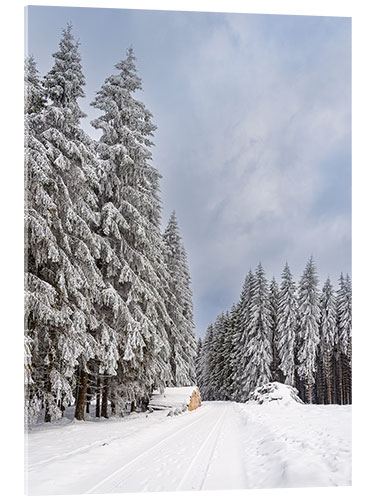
25, 387, 351, 495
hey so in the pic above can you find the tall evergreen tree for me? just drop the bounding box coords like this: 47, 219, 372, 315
209, 313, 227, 400
269, 277, 280, 381
244, 263, 273, 393
163, 211, 196, 386
319, 277, 336, 404
26, 25, 107, 422
195, 338, 204, 389
42, 24, 112, 421
296, 257, 321, 404
200, 324, 215, 400
91, 47, 171, 408
221, 308, 235, 400
230, 271, 255, 402
25, 55, 50, 425
336, 273, 352, 405
276, 263, 298, 386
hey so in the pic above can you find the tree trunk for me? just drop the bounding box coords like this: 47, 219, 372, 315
343, 356, 351, 405
57, 397, 65, 416
44, 407, 52, 423
326, 350, 332, 404
44, 377, 52, 423
75, 370, 88, 420
331, 351, 338, 405
75, 368, 81, 403
307, 370, 312, 404
315, 356, 324, 404
96, 376, 101, 418
140, 396, 149, 412
347, 343, 352, 404
85, 381, 91, 414
338, 352, 344, 405
111, 388, 116, 416
130, 401, 136, 412
101, 380, 109, 418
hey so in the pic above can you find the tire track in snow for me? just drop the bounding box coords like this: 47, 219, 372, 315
85, 404, 219, 494
176, 404, 228, 491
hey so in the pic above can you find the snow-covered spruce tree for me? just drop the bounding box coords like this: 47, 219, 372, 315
90, 47, 171, 411
195, 338, 204, 389
210, 313, 229, 400
344, 274, 352, 404
40, 24, 119, 421
336, 273, 352, 405
200, 324, 215, 400
296, 257, 321, 404
318, 277, 336, 404
244, 263, 273, 394
25, 55, 51, 425
221, 308, 235, 400
25, 43, 96, 423
269, 277, 280, 382
163, 211, 196, 386
27, 25, 117, 422
276, 263, 298, 386
228, 302, 241, 401
230, 270, 255, 402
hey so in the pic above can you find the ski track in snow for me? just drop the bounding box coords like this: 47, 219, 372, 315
86, 403, 243, 494
25, 401, 351, 495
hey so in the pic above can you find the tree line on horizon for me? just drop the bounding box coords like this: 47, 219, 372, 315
24, 25, 196, 425
196, 258, 351, 405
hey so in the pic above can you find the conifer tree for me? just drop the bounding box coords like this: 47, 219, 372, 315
163, 211, 196, 386
230, 271, 255, 402
91, 47, 171, 407
25, 55, 50, 424
195, 338, 204, 389
336, 273, 352, 404
212, 313, 231, 400
244, 263, 273, 393
201, 324, 215, 400
269, 277, 280, 381
41, 24, 113, 421
296, 257, 321, 404
277, 263, 298, 386
319, 277, 336, 404
26, 25, 107, 422
231, 269, 254, 401
221, 308, 235, 400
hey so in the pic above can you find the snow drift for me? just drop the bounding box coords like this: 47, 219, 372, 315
249, 382, 303, 405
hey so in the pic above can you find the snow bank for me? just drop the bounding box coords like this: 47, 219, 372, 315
236, 402, 351, 488
249, 382, 303, 406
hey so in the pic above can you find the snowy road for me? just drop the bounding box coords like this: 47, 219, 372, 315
86, 402, 246, 494
25, 400, 351, 494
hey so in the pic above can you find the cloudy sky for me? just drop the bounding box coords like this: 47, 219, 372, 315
26, 6, 351, 337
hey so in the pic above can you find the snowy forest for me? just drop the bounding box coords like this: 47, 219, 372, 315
24, 24, 352, 428
24, 25, 196, 424
196, 259, 352, 405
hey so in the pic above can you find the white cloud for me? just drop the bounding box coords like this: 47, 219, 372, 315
154, 13, 351, 333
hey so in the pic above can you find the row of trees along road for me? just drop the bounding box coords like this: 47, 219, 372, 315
25, 25, 196, 424
196, 258, 351, 405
